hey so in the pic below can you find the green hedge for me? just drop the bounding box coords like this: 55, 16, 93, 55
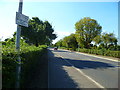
57, 47, 120, 58
78, 48, 120, 58
2, 44, 47, 88
59, 47, 75, 51
59, 47, 68, 50
2, 46, 17, 88
20, 45, 47, 88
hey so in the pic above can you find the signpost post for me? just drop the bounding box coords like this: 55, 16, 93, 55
15, 0, 29, 88
16, 0, 29, 51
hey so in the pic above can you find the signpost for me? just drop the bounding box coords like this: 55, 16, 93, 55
15, 0, 29, 88
16, 12, 29, 27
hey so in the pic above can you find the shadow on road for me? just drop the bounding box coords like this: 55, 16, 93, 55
52, 49, 117, 69
64, 59, 116, 69
48, 49, 119, 89
48, 50, 79, 88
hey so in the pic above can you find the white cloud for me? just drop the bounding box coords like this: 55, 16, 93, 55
52, 31, 74, 44
0, 2, 18, 41
0, 24, 16, 41
0, 17, 17, 41
55, 31, 72, 37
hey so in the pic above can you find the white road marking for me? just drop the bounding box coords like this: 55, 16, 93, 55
75, 52, 119, 62
59, 49, 119, 62
73, 67, 105, 89
56, 54, 106, 89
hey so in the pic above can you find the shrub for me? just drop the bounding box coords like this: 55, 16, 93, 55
2, 46, 17, 88
2, 43, 47, 88
59, 47, 67, 50
69, 48, 73, 51
77, 48, 120, 58
60, 46, 120, 58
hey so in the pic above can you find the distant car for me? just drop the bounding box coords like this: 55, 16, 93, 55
54, 47, 58, 50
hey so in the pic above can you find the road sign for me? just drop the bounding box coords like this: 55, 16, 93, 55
16, 12, 29, 27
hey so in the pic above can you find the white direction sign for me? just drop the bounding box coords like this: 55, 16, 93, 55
16, 12, 29, 27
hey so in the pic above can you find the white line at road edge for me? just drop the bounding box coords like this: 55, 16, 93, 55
75, 52, 119, 62
57, 54, 106, 89
59, 49, 119, 62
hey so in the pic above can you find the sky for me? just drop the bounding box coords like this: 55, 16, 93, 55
0, 0, 119, 44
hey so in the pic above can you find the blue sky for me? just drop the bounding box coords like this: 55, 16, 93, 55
0, 0, 119, 44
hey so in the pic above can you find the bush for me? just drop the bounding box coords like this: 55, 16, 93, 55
59, 47, 67, 50
104, 50, 120, 58
77, 48, 120, 58
2, 46, 17, 88
2, 43, 47, 88
117, 45, 120, 51
20, 45, 47, 87
58, 46, 120, 58
78, 49, 88, 53
69, 48, 73, 51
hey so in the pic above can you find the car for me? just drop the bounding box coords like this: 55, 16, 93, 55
54, 47, 58, 50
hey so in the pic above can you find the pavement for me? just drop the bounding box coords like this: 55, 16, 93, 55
48, 48, 119, 89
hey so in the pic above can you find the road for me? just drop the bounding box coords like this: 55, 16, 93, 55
48, 48, 119, 89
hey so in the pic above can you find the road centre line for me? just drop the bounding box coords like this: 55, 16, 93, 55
56, 54, 106, 89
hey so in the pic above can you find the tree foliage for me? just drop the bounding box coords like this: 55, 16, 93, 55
62, 34, 78, 50
102, 33, 117, 45
75, 17, 102, 48
93, 32, 118, 50
101, 33, 117, 49
21, 17, 57, 46
55, 34, 78, 50
55, 17, 118, 51
93, 35, 102, 46
54, 39, 63, 47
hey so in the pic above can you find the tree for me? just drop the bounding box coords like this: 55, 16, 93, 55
62, 34, 78, 50
101, 32, 118, 49
55, 39, 63, 47
21, 17, 57, 46
93, 32, 118, 50
66, 34, 78, 50
43, 21, 57, 45
75, 17, 102, 48
62, 36, 69, 48
93, 35, 102, 46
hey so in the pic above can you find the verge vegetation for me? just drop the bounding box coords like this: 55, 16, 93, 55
54, 17, 120, 58
2, 17, 55, 88
2, 40, 48, 88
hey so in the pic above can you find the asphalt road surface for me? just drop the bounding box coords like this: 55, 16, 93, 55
48, 48, 119, 89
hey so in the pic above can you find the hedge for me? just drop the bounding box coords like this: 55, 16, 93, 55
2, 44, 47, 88
78, 48, 120, 58
57, 47, 120, 58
